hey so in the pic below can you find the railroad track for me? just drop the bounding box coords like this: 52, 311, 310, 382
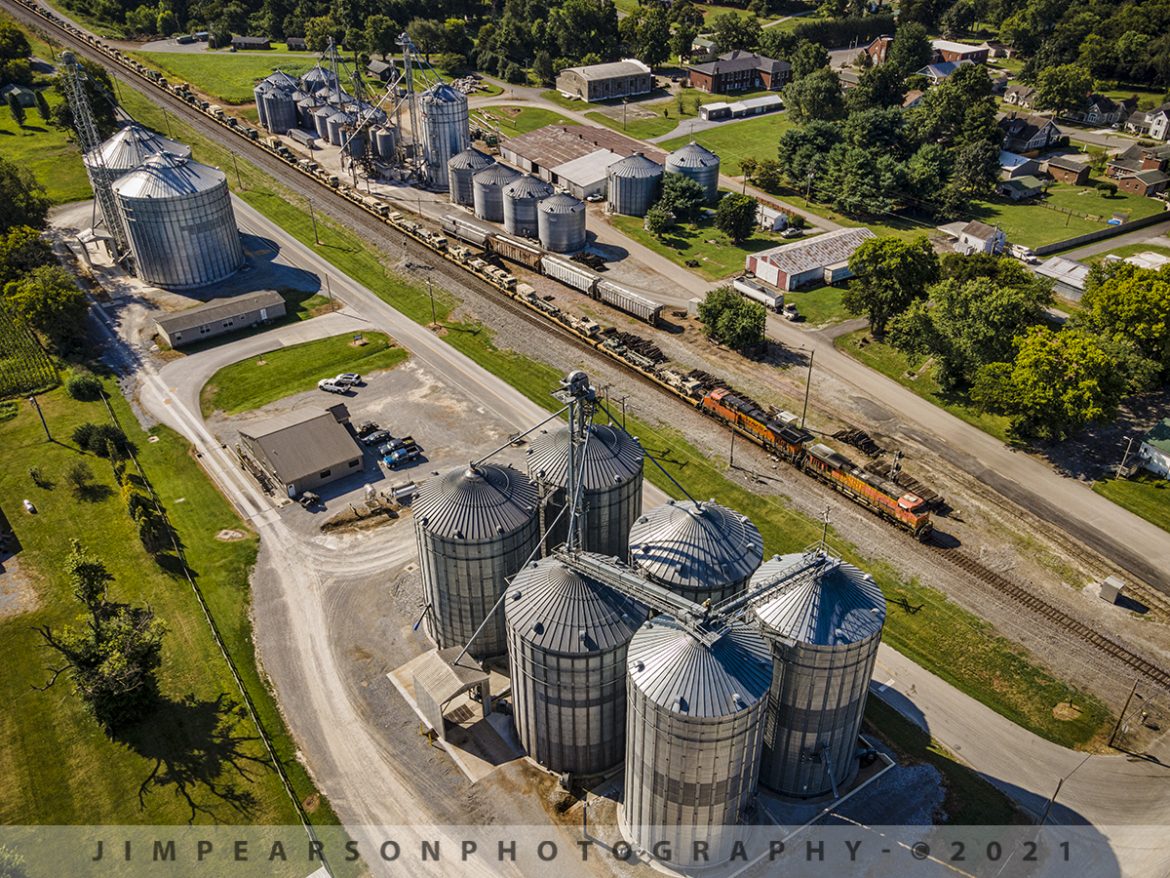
14, 0, 1170, 694
927, 541, 1170, 690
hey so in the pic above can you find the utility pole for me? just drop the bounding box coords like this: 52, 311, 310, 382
230, 151, 243, 189
161, 107, 173, 138
307, 198, 320, 244
1116, 436, 1135, 479
1109, 680, 1140, 749
28, 396, 50, 442
729, 429, 736, 467
426, 275, 437, 326
800, 348, 815, 430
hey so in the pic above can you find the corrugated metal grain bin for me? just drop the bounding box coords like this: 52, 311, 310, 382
447, 147, 494, 206
665, 141, 720, 204
502, 174, 554, 238
537, 192, 587, 253
419, 83, 470, 190
472, 163, 521, 223
606, 152, 663, 217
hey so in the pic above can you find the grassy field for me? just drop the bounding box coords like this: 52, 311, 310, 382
584, 89, 772, 141
0, 382, 307, 826
0, 302, 58, 398
836, 329, 1014, 442
137, 51, 316, 104
472, 105, 571, 138
970, 183, 1167, 250
114, 76, 1113, 752
1083, 239, 1170, 264
660, 112, 795, 176
610, 213, 786, 280
1093, 471, 1170, 533
0, 88, 91, 203
200, 332, 408, 416
788, 283, 849, 326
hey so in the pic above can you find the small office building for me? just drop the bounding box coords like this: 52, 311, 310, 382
239, 403, 363, 498
154, 289, 286, 349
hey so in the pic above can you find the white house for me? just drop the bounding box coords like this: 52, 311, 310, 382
956, 220, 1005, 255
1125, 103, 1170, 141
1138, 418, 1170, 478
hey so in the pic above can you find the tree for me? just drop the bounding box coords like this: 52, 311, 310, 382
3, 265, 89, 347
0, 225, 53, 287
156, 6, 178, 37
972, 327, 1128, 440
1035, 63, 1093, 116
364, 14, 397, 60
7, 92, 25, 128
698, 286, 765, 352
0, 157, 49, 234
657, 172, 707, 220
711, 12, 760, 53
304, 15, 341, 53
0, 844, 27, 878
782, 68, 844, 123
776, 120, 840, 190
644, 203, 672, 237
1075, 262, 1170, 378
887, 22, 933, 77
0, 20, 31, 61
847, 62, 907, 111
817, 144, 906, 215
751, 159, 782, 192
66, 540, 114, 621
533, 50, 555, 86
51, 59, 116, 138
632, 5, 671, 67
34, 89, 50, 123
714, 193, 757, 244
789, 39, 829, 81
844, 236, 939, 336
66, 460, 94, 496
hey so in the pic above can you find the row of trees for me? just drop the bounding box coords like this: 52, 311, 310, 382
846, 240, 1170, 441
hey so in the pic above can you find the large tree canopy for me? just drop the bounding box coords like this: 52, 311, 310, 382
844, 236, 940, 336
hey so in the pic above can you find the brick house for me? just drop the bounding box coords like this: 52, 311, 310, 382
931, 39, 989, 64
1045, 155, 1091, 185
687, 51, 791, 94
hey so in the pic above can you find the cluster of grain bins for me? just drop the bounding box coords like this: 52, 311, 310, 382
418, 82, 470, 189
409, 376, 888, 870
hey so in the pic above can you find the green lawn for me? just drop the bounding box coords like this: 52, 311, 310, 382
584, 89, 772, 141
0, 383, 301, 826
837, 329, 1014, 442
971, 183, 1167, 250
660, 112, 796, 176
0, 89, 91, 203
1093, 471, 1170, 534
200, 332, 408, 416
1084, 240, 1170, 264
114, 75, 1113, 752
610, 213, 786, 280
788, 283, 849, 326
136, 51, 317, 104
472, 105, 572, 138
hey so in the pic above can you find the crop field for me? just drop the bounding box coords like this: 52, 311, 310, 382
137, 51, 317, 104
0, 303, 58, 399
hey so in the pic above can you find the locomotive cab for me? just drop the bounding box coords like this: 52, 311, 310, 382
897, 493, 925, 512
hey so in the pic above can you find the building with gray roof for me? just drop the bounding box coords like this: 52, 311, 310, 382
555, 59, 652, 103
239, 403, 362, 498
746, 228, 876, 291
154, 289, 285, 348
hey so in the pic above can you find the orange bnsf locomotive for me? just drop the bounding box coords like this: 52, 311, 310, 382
697, 387, 933, 539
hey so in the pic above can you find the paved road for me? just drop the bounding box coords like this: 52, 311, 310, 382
1061, 220, 1170, 260
1058, 124, 1142, 152
873, 646, 1170, 878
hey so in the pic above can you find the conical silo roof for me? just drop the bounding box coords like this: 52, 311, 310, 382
526, 423, 642, 491
608, 151, 662, 178
506, 555, 647, 653
667, 141, 719, 168
628, 499, 762, 593
751, 554, 886, 647
421, 82, 464, 104
111, 153, 226, 199
503, 174, 554, 199
414, 463, 538, 541
448, 147, 494, 170
85, 124, 190, 174
473, 163, 521, 186
263, 70, 298, 90
627, 616, 772, 718
539, 192, 585, 214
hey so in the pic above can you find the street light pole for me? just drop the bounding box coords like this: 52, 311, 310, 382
800, 348, 814, 430
28, 396, 50, 442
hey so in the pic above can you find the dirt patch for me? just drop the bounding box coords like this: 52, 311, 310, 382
0, 558, 39, 619
216, 528, 247, 541
1053, 701, 1084, 721
321, 503, 400, 533
302, 793, 320, 813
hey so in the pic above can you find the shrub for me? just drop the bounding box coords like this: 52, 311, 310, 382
66, 372, 104, 401
71, 422, 130, 458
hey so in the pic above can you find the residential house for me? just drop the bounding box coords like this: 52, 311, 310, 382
1068, 94, 1135, 126
915, 60, 973, 86
997, 175, 1045, 200
0, 84, 35, 107
1117, 169, 1169, 197
231, 36, 271, 50
902, 89, 925, 109
955, 221, 1005, 255
746, 228, 876, 291
1004, 84, 1037, 108
686, 51, 791, 94
865, 35, 893, 65
981, 41, 1015, 59
998, 113, 1061, 153
1035, 256, 1091, 298
999, 150, 1041, 180
555, 59, 653, 103
367, 60, 395, 82
1138, 418, 1170, 478
689, 37, 717, 60
1107, 143, 1170, 196
239, 404, 363, 498
837, 69, 862, 89
1124, 102, 1170, 141
285, 37, 307, 50
154, 290, 286, 349
1045, 155, 1091, 185
931, 39, 989, 64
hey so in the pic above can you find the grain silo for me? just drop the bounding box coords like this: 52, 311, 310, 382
628, 500, 762, 604
526, 423, 643, 559
300, 65, 336, 94
262, 88, 297, 134
502, 174, 554, 238
296, 95, 317, 128
413, 463, 540, 659
606, 152, 663, 217
111, 153, 243, 290
749, 553, 886, 797
252, 80, 273, 129
621, 616, 772, 867
84, 123, 190, 193
447, 147, 494, 206
374, 126, 398, 160
537, 193, 587, 252
665, 141, 721, 204
311, 105, 333, 140
505, 555, 648, 776
262, 70, 299, 92
326, 110, 353, 146
419, 83, 470, 190
472, 163, 521, 223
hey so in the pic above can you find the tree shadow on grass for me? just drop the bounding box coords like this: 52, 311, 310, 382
115, 693, 273, 823
75, 483, 114, 503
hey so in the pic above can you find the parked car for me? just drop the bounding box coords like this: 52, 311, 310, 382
585, 193, 604, 203
781, 227, 804, 238
782, 303, 801, 321
356, 421, 379, 437
361, 430, 394, 447
317, 379, 347, 394
298, 491, 320, 509
384, 441, 421, 469
334, 372, 363, 386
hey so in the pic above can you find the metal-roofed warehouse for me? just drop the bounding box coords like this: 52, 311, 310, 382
154, 289, 285, 348
500, 126, 665, 196
746, 228, 876, 291
239, 403, 362, 498
555, 59, 652, 103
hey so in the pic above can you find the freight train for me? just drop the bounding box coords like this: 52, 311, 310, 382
21, 0, 932, 540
